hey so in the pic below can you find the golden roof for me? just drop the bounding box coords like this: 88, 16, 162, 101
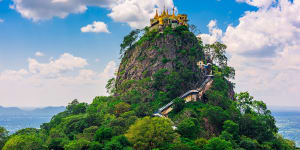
151, 7, 188, 27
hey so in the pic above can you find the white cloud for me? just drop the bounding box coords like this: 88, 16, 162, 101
28, 53, 88, 77
197, 20, 223, 45
236, 0, 275, 8
10, 0, 87, 21
35, 51, 44, 57
81, 21, 110, 33
0, 53, 116, 107
220, 0, 300, 106
197, 0, 300, 106
100, 61, 116, 78
10, 0, 174, 28
108, 0, 174, 28
52, 0, 69, 3
0, 19, 4, 23
0, 69, 28, 81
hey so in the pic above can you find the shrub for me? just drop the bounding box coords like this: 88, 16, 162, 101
125, 117, 178, 150
194, 138, 208, 149
94, 126, 113, 143
204, 137, 233, 150
2, 134, 47, 150
177, 118, 200, 139
239, 136, 258, 150
105, 135, 131, 150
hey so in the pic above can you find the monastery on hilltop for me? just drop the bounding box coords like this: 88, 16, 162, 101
150, 8, 188, 31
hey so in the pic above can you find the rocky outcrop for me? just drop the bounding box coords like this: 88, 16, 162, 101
115, 30, 206, 96
115, 27, 235, 105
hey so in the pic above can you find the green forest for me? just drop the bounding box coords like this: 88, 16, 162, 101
0, 25, 298, 150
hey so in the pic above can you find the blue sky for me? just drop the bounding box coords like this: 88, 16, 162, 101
0, 0, 300, 107
0, 0, 254, 71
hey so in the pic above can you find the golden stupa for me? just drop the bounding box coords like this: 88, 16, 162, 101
150, 7, 188, 31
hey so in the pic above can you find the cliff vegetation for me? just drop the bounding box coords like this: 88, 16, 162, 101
0, 25, 298, 150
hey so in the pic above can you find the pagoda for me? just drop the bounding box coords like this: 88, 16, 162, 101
150, 7, 188, 31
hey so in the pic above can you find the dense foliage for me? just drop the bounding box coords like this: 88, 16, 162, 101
1, 25, 298, 150
0, 127, 8, 149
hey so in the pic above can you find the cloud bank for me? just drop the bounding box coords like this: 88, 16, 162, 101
236, 0, 275, 8
0, 53, 116, 107
198, 20, 223, 45
10, 0, 174, 28
200, 0, 300, 106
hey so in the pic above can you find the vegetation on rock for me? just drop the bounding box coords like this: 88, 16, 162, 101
0, 25, 298, 150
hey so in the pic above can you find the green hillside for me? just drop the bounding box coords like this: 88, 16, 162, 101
0, 25, 298, 150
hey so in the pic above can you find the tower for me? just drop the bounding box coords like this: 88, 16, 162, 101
155, 9, 159, 19
172, 7, 175, 17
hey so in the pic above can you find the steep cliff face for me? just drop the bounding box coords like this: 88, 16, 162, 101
115, 27, 208, 98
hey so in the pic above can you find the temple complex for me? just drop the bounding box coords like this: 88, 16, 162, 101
150, 8, 188, 31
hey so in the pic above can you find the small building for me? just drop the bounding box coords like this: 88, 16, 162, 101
150, 8, 188, 31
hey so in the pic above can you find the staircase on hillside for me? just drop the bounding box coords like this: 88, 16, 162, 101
153, 75, 214, 118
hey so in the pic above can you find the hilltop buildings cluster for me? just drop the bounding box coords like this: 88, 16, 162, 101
150, 8, 188, 31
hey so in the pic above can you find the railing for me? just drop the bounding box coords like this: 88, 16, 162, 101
198, 76, 213, 91
154, 75, 214, 117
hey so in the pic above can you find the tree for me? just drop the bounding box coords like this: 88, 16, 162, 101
66, 99, 88, 115
125, 116, 178, 150
236, 92, 278, 142
220, 131, 234, 146
223, 120, 239, 140
13, 128, 39, 136
221, 66, 235, 79
239, 136, 259, 150
239, 113, 276, 143
204, 137, 233, 150
235, 92, 272, 115
189, 24, 200, 35
114, 102, 131, 117
79, 126, 99, 141
194, 138, 208, 149
272, 134, 297, 150
49, 128, 67, 139
105, 135, 132, 150
106, 78, 116, 95
0, 126, 8, 149
173, 98, 185, 113
202, 106, 230, 132
94, 126, 113, 143
62, 114, 89, 139
64, 139, 90, 150
88, 142, 104, 150
235, 92, 255, 114
177, 118, 200, 139
204, 42, 228, 67
48, 138, 68, 150
120, 29, 141, 57
206, 90, 231, 109
173, 138, 200, 150
2, 134, 47, 150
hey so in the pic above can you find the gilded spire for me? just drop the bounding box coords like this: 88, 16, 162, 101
162, 6, 166, 16
172, 7, 175, 17
155, 9, 159, 19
